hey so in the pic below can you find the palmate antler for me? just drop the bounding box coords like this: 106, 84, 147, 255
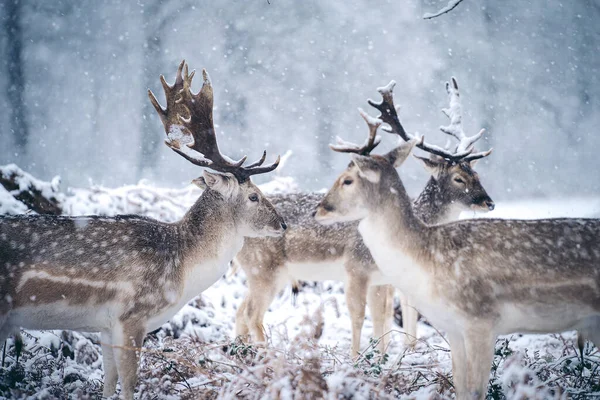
365, 79, 492, 163
148, 60, 279, 182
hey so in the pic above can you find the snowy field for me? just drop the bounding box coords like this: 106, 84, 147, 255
1, 172, 599, 399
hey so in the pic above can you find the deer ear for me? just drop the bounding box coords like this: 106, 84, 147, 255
201, 171, 239, 198
384, 137, 420, 168
192, 177, 207, 189
351, 155, 381, 183
469, 158, 480, 168
414, 155, 442, 177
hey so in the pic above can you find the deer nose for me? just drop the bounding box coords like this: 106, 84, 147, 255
485, 200, 495, 211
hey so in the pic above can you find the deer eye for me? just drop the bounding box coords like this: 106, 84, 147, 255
454, 177, 465, 184
249, 193, 259, 202
343, 179, 353, 186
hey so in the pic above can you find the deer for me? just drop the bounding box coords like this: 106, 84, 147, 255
314, 79, 600, 400
0, 61, 286, 399
234, 77, 494, 356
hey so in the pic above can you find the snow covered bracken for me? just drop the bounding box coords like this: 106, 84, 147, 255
0, 172, 599, 399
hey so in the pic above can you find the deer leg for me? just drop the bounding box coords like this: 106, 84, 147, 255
383, 285, 395, 345
112, 322, 146, 400
345, 272, 369, 357
244, 269, 285, 344
577, 331, 586, 366
101, 331, 118, 398
576, 316, 600, 363
447, 332, 467, 399
463, 326, 495, 400
367, 284, 393, 353
399, 292, 418, 348
0, 317, 15, 368
0, 313, 11, 350
235, 297, 250, 339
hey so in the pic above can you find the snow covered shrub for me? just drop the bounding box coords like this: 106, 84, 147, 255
2, 166, 600, 399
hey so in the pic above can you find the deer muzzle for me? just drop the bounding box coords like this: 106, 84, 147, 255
313, 201, 337, 225
471, 196, 495, 212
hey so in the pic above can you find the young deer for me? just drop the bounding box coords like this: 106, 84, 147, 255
0, 61, 285, 399
234, 78, 494, 356
315, 81, 600, 399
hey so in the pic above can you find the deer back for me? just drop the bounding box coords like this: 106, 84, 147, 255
236, 193, 373, 273
426, 217, 600, 318
0, 214, 183, 312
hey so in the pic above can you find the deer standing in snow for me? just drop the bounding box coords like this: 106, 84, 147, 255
235, 78, 494, 356
0, 61, 285, 399
315, 80, 600, 399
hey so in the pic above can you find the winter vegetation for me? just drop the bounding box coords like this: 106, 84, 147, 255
2, 1, 600, 399
0, 171, 599, 399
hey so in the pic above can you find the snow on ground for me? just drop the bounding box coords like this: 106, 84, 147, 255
1, 177, 599, 399
464, 197, 600, 220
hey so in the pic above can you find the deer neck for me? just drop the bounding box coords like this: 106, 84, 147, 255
413, 177, 461, 225
358, 175, 430, 278
178, 189, 244, 277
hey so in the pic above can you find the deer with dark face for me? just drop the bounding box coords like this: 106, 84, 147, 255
315, 81, 600, 400
0, 61, 285, 399
234, 78, 493, 355
413, 156, 494, 225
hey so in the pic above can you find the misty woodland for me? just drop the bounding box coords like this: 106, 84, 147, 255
2, 1, 600, 399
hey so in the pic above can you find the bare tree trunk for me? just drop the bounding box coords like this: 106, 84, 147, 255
138, 0, 164, 179
480, 0, 498, 152
575, 0, 596, 120
314, 86, 333, 172
316, 104, 333, 172
4, 0, 29, 154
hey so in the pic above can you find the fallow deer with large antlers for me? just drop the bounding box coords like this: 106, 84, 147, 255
234, 78, 493, 356
315, 79, 600, 399
0, 61, 285, 399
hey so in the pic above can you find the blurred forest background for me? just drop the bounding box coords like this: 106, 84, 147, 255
0, 0, 599, 200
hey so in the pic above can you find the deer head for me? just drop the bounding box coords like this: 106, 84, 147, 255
314, 142, 419, 224
317, 77, 494, 225
415, 155, 494, 214
148, 61, 286, 237
413, 77, 494, 213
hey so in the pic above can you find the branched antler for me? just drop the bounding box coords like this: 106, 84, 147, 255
366, 79, 491, 163
148, 60, 280, 182
329, 109, 382, 156
367, 81, 470, 161
439, 77, 492, 162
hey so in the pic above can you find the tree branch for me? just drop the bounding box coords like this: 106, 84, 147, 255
423, 0, 465, 20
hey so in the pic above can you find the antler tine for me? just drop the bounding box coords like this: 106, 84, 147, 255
367, 81, 471, 161
463, 148, 493, 162
245, 151, 267, 168
439, 77, 492, 160
238, 154, 281, 179
329, 108, 382, 156
149, 61, 280, 181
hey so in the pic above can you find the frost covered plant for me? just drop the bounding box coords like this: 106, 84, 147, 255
354, 338, 390, 377
4, 161, 600, 399
496, 335, 600, 399
0, 330, 104, 398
